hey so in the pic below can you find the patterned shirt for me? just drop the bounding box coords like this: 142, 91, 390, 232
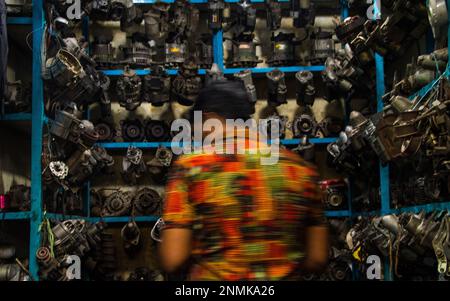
163, 137, 326, 280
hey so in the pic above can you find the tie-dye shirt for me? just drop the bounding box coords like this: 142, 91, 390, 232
163, 138, 326, 280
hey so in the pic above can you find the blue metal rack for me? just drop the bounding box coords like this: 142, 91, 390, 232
2, 0, 448, 281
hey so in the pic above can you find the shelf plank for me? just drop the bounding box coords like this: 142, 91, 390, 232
101, 69, 207, 76
325, 210, 351, 217
100, 66, 325, 76
132, 0, 290, 3
7, 17, 32, 25
0, 113, 32, 121
0, 211, 31, 220
98, 138, 337, 149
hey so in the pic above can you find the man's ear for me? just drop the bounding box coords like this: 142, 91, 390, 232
203, 112, 226, 123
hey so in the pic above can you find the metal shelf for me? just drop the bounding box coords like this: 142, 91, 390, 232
223, 66, 325, 74
133, 0, 290, 3
0, 113, 32, 121
97, 138, 337, 149
0, 211, 31, 220
101, 69, 207, 76
6, 17, 32, 25
100, 66, 324, 76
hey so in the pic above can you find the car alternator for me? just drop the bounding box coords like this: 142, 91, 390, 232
116, 67, 142, 111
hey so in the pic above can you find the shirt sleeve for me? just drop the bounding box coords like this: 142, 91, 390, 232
162, 160, 195, 230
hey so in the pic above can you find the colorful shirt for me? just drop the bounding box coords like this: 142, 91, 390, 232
163, 138, 326, 281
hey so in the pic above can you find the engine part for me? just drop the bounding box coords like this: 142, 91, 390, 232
116, 67, 142, 111
208, 0, 225, 30
165, 40, 187, 67
122, 146, 147, 184
292, 113, 318, 138
102, 190, 132, 216
233, 0, 256, 34
142, 66, 171, 106
92, 231, 117, 280
0, 245, 15, 260
6, 0, 32, 15
144, 3, 170, 42
65, 145, 114, 185
171, 58, 202, 106
151, 218, 165, 243
266, 69, 287, 107
49, 161, 69, 180
133, 188, 161, 216
335, 16, 365, 44
292, 136, 315, 163
144, 120, 171, 142
225, 33, 261, 68
36, 246, 67, 281
4, 185, 30, 211
205, 63, 226, 86
50, 188, 82, 214
0, 263, 28, 281
268, 32, 297, 66
92, 36, 115, 66
147, 146, 173, 183
427, 0, 448, 44
233, 69, 257, 105
327, 111, 390, 172
318, 116, 345, 137
319, 179, 347, 209
295, 71, 315, 106
121, 34, 155, 67
121, 119, 145, 142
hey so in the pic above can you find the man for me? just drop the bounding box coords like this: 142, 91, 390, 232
160, 81, 328, 280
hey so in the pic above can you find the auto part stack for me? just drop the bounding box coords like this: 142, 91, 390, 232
346, 211, 450, 280
37, 219, 105, 281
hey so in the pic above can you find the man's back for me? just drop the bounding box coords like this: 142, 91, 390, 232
163, 146, 326, 281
